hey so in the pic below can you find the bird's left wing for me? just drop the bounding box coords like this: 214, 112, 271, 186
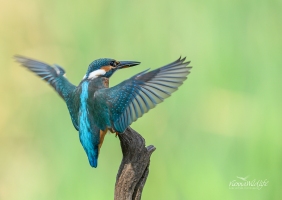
15, 55, 79, 130
15, 55, 76, 99
94, 57, 192, 133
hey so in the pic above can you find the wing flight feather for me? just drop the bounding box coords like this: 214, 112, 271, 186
95, 57, 192, 133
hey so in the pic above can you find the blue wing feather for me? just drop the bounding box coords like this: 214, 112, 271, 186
95, 57, 192, 133
15, 55, 79, 130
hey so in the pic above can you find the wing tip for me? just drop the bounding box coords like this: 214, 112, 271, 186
14, 55, 27, 64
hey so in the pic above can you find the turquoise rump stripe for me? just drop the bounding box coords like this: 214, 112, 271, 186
79, 81, 98, 167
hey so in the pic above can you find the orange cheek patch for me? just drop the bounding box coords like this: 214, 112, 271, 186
101, 65, 113, 72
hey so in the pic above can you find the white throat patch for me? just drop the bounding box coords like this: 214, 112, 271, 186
83, 69, 106, 80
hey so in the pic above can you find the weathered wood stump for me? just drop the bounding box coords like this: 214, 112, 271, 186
114, 127, 156, 200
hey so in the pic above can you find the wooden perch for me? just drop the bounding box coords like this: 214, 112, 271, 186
114, 127, 156, 200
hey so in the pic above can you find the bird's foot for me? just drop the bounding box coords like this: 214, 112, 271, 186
115, 132, 119, 137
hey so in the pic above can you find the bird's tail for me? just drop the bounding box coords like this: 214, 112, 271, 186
79, 133, 99, 168
88, 151, 98, 168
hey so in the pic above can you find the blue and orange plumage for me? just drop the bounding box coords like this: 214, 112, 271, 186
15, 56, 192, 167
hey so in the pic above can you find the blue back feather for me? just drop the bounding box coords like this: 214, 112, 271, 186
79, 81, 99, 168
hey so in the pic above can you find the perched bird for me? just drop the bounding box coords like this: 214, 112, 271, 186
15, 55, 192, 167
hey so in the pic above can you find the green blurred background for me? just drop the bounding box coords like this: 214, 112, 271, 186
1, 0, 282, 199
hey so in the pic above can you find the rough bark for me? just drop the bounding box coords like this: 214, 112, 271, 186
114, 127, 156, 200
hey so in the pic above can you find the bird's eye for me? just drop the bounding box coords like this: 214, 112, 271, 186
110, 61, 116, 67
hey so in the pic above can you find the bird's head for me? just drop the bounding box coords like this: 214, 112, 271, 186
83, 58, 140, 80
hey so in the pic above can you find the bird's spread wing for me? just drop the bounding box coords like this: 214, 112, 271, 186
15, 55, 79, 130
14, 55, 76, 98
94, 57, 192, 133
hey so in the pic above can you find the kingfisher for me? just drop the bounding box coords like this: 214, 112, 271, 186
15, 55, 192, 168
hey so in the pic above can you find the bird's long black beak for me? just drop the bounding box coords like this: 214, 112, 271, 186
117, 61, 140, 69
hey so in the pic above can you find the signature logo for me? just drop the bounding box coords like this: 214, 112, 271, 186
229, 176, 268, 190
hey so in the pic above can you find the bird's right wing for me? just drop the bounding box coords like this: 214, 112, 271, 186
94, 57, 192, 133
15, 55, 79, 130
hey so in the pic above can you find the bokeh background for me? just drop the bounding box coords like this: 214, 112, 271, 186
1, 0, 282, 199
